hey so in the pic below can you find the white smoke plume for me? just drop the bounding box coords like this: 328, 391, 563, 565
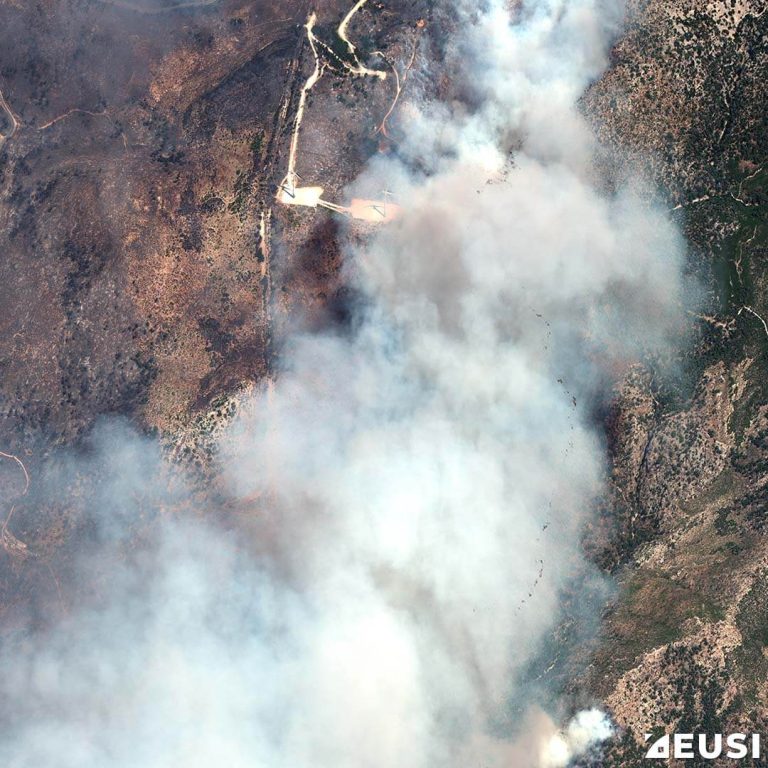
0, 0, 685, 766
542, 708, 615, 767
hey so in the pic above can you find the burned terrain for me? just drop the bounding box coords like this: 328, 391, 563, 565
1, 0, 768, 765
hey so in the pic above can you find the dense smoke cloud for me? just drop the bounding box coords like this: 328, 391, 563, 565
0, 0, 685, 766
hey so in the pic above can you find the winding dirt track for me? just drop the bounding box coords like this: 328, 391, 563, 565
374, 35, 420, 137
0, 88, 19, 149
277, 12, 324, 206
37, 108, 111, 131
337, 0, 387, 79
0, 450, 30, 557
276, 1, 401, 223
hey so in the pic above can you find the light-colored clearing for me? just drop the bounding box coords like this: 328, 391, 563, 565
347, 198, 402, 222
